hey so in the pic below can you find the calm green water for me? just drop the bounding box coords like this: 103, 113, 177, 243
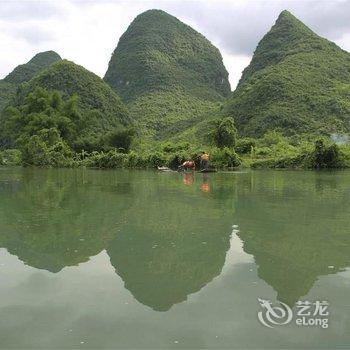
0, 167, 349, 349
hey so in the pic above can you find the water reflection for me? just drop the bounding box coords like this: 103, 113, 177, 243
107, 178, 232, 311
0, 168, 234, 311
0, 168, 349, 313
200, 174, 210, 193
0, 168, 132, 272
235, 171, 350, 306
182, 172, 194, 186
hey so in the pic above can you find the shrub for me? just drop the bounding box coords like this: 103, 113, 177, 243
309, 139, 343, 168
105, 150, 127, 168
261, 130, 286, 147
251, 154, 306, 169
0, 149, 22, 166
167, 151, 190, 169
147, 152, 167, 168
339, 144, 350, 167
162, 142, 190, 153
211, 147, 241, 168
126, 151, 148, 168
236, 138, 256, 154
103, 128, 135, 153
20, 128, 73, 167
73, 136, 101, 153
255, 146, 272, 156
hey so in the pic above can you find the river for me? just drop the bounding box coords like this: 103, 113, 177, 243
0, 167, 349, 348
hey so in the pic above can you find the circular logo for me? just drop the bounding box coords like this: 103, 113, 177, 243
258, 298, 293, 328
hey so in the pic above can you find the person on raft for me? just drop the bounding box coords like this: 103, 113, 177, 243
178, 160, 196, 171
200, 152, 210, 170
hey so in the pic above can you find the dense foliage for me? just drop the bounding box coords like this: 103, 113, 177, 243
20, 60, 131, 130
103, 128, 136, 153
0, 87, 134, 166
311, 139, 342, 169
209, 117, 237, 148
1, 88, 81, 165
128, 90, 222, 139
224, 10, 350, 137
239, 131, 349, 169
0, 60, 132, 151
0, 82, 17, 113
73, 143, 241, 170
104, 9, 230, 139
0, 149, 21, 166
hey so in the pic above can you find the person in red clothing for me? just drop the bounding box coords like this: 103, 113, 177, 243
178, 160, 196, 171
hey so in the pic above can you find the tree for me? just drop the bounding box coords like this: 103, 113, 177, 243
211, 147, 241, 168
104, 128, 135, 153
210, 117, 237, 148
2, 87, 81, 148
312, 139, 342, 169
21, 128, 72, 167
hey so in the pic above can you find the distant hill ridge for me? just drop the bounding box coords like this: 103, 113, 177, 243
3, 51, 61, 85
0, 51, 62, 112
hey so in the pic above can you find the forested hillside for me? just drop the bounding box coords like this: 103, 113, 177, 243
104, 9, 230, 138
223, 10, 350, 137
0, 60, 132, 164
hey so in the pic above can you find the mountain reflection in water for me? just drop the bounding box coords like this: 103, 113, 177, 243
0, 168, 349, 311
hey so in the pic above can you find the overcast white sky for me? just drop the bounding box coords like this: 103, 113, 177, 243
1, 0, 350, 89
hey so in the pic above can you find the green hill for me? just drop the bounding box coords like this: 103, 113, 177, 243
0, 51, 61, 111
22, 60, 131, 128
104, 9, 230, 139
0, 60, 131, 151
224, 10, 350, 137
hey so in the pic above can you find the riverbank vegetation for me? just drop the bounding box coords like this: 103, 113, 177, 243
2, 133, 349, 170
0, 87, 349, 170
